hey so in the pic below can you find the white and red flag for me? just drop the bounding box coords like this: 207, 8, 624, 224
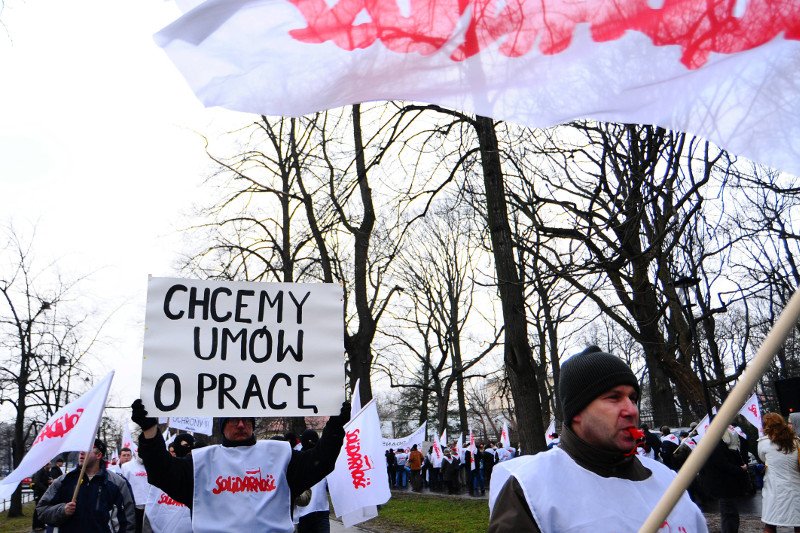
156, 0, 800, 175
431, 429, 444, 465
455, 432, 464, 461
739, 392, 764, 436
468, 430, 477, 471
544, 418, 557, 445
500, 421, 510, 449
0, 372, 114, 501
327, 398, 391, 526
122, 421, 139, 456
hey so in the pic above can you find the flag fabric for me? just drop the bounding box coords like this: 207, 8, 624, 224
382, 420, 427, 451
327, 399, 391, 524
0, 372, 115, 501
468, 430, 477, 471
455, 433, 464, 461
440, 429, 447, 449
122, 422, 138, 456
155, 0, 800, 176
739, 392, 764, 436
500, 422, 510, 449
431, 431, 444, 465
544, 419, 557, 445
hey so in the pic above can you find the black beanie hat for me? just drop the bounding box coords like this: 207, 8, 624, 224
559, 346, 640, 425
93, 438, 107, 458
172, 433, 195, 457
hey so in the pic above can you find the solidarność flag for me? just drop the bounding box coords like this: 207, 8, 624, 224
155, 0, 800, 175
0, 372, 115, 501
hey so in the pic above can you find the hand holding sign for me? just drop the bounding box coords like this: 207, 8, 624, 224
131, 399, 158, 431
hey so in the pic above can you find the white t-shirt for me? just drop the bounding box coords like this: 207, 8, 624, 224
121, 459, 153, 509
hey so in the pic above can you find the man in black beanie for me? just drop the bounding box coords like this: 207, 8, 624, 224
488, 346, 707, 532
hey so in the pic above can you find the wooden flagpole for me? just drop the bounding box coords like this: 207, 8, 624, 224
70, 446, 93, 503
639, 288, 800, 532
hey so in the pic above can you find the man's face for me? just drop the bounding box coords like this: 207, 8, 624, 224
223, 418, 254, 442
120, 450, 132, 464
571, 384, 639, 453
78, 448, 102, 468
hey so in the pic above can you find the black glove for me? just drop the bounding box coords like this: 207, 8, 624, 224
131, 399, 158, 431
333, 401, 351, 426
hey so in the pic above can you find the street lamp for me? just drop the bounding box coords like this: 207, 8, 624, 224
674, 275, 715, 420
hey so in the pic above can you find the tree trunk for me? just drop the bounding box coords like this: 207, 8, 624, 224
474, 115, 546, 454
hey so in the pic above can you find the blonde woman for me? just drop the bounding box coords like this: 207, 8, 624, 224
758, 412, 800, 533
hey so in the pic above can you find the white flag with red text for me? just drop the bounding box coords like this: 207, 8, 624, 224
468, 430, 477, 471
0, 372, 114, 501
156, 0, 800, 175
431, 430, 444, 467
739, 392, 764, 436
544, 419, 557, 445
122, 422, 139, 456
500, 421, 510, 449
327, 399, 391, 523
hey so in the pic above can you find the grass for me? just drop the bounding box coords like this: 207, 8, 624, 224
0, 501, 36, 533
363, 492, 490, 533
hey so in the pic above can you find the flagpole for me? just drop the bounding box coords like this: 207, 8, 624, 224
70, 446, 93, 503
639, 288, 800, 533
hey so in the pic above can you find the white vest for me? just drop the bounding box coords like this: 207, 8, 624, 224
121, 460, 153, 508
145, 486, 192, 533
192, 440, 293, 533
294, 478, 330, 521
490, 448, 707, 533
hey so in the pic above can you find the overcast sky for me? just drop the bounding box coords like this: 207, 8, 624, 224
0, 0, 249, 417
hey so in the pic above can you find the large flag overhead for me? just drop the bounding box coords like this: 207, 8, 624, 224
155, 0, 800, 175
0, 372, 115, 501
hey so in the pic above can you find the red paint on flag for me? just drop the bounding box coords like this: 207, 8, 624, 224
288, 0, 800, 69
32, 408, 85, 447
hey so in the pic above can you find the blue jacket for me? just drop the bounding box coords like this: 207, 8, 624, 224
36, 466, 136, 533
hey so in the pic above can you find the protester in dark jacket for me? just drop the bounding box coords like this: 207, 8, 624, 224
36, 439, 135, 533
700, 430, 750, 533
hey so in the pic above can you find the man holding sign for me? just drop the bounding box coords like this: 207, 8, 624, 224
131, 400, 349, 532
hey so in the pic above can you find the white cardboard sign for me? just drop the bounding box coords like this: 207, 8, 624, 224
141, 277, 345, 417
168, 417, 213, 436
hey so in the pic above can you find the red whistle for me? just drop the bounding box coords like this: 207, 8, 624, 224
626, 427, 645, 440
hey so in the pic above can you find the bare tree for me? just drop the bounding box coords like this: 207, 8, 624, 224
0, 225, 95, 516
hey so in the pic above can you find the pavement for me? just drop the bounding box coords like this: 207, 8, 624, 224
330, 518, 369, 532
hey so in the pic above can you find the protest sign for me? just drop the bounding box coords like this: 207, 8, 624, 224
169, 417, 213, 436
141, 277, 345, 417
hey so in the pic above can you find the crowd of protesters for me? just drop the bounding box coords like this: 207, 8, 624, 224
384, 439, 521, 496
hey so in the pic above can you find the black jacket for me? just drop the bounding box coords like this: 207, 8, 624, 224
700, 441, 749, 499
36, 466, 136, 533
138, 417, 345, 510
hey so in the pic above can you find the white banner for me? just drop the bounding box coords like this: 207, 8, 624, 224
155, 0, 800, 176
327, 399, 391, 520
168, 417, 213, 436
382, 420, 426, 451
141, 277, 345, 417
739, 392, 764, 436
0, 372, 114, 501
